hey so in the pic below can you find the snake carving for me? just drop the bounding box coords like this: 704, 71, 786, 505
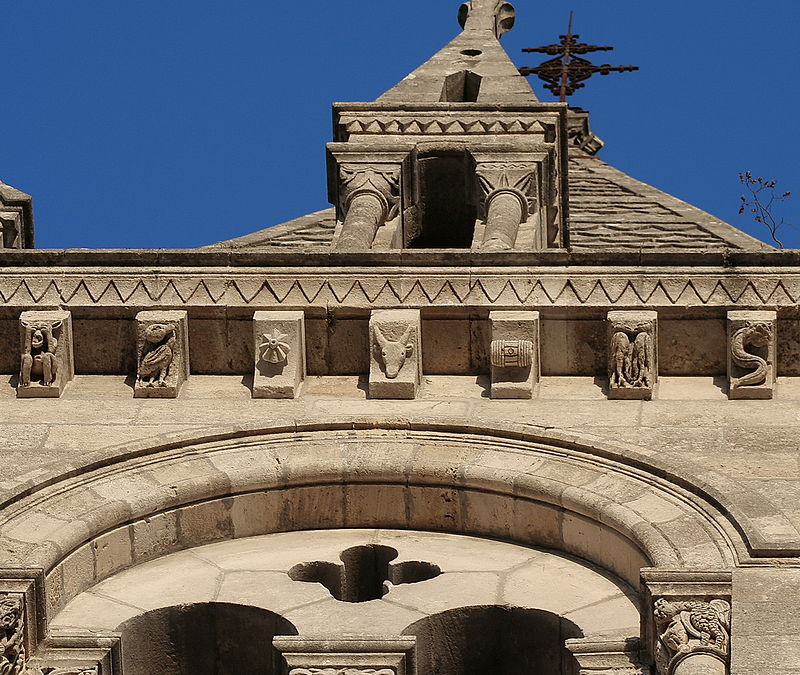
730, 322, 772, 388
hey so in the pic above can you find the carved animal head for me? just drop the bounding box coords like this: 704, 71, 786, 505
746, 322, 772, 348
22, 320, 61, 350
653, 598, 679, 624
374, 324, 414, 379
143, 323, 175, 344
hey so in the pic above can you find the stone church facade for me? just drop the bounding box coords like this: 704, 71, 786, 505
0, 1, 797, 673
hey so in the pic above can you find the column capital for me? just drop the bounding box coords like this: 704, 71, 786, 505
641, 570, 732, 675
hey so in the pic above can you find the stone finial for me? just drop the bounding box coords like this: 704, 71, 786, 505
17, 310, 74, 398
489, 311, 539, 398
134, 310, 189, 398
369, 310, 422, 399
458, 0, 516, 38
252, 311, 306, 398
727, 310, 776, 400
607, 311, 658, 400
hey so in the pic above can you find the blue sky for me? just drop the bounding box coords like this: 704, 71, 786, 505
3, 0, 799, 249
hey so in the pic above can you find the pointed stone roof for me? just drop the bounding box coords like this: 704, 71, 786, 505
205, 0, 771, 253
378, 0, 538, 104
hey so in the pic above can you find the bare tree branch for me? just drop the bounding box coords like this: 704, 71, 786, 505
739, 171, 794, 248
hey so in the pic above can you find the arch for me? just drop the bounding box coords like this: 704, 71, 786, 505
51, 529, 640, 641
119, 603, 298, 675
403, 605, 582, 675
0, 417, 753, 627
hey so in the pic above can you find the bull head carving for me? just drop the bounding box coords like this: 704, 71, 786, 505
374, 324, 414, 379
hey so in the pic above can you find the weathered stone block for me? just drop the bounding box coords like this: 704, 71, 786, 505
369, 309, 422, 399
274, 635, 416, 675
489, 310, 539, 398
252, 311, 306, 398
17, 310, 74, 398
607, 310, 658, 400
727, 310, 776, 400
134, 310, 189, 398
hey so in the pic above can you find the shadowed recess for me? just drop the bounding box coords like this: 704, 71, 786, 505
404, 605, 583, 675
119, 603, 298, 675
288, 544, 441, 602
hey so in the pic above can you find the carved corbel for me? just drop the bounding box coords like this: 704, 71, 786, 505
607, 311, 658, 400
335, 164, 401, 250
727, 310, 776, 399
18, 310, 74, 398
368, 310, 422, 400
475, 161, 538, 251
489, 311, 540, 399
134, 310, 189, 398
252, 311, 306, 398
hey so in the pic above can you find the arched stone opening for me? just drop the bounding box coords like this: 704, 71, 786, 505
0, 419, 748, 671
119, 603, 297, 675
403, 605, 583, 675
50, 529, 640, 673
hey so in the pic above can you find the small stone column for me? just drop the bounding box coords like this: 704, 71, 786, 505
481, 190, 527, 251
607, 310, 658, 400
17, 310, 74, 398
337, 192, 389, 249
369, 309, 422, 399
727, 310, 776, 400
671, 651, 727, 675
134, 310, 189, 398
252, 311, 306, 398
334, 164, 400, 250
475, 160, 537, 252
489, 311, 539, 399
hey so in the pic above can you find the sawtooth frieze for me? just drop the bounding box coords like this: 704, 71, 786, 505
337, 115, 555, 139
0, 271, 798, 308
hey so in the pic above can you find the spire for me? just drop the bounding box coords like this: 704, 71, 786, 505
457, 0, 516, 37
378, 1, 537, 104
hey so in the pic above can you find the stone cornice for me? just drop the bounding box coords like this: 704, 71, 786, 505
0, 248, 794, 267
0, 264, 799, 308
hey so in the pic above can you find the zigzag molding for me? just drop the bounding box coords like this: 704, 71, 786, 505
341, 117, 551, 136
0, 273, 797, 308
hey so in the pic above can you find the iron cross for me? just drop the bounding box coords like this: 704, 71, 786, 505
518, 12, 638, 102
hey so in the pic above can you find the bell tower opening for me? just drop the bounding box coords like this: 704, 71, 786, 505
406, 144, 478, 248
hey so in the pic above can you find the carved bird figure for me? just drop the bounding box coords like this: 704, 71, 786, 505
137, 323, 176, 387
